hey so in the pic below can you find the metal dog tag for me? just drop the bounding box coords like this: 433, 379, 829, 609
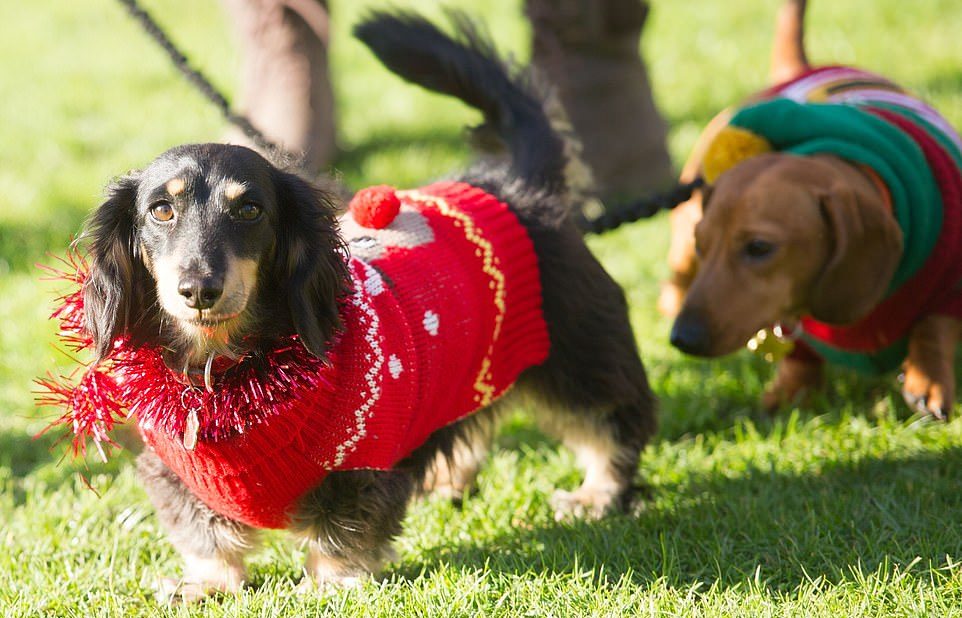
746, 327, 796, 363
180, 386, 203, 451
183, 408, 200, 451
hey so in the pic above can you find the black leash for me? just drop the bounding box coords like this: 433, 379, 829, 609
116, 0, 300, 165
581, 177, 704, 234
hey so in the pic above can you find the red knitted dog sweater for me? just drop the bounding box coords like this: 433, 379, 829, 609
45, 181, 550, 529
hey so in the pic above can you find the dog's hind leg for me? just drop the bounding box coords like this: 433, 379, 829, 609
289, 469, 415, 590
535, 396, 655, 520
420, 409, 498, 504
518, 226, 658, 520
137, 451, 257, 603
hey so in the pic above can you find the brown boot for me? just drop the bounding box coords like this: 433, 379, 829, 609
527, 0, 674, 209
221, 0, 337, 174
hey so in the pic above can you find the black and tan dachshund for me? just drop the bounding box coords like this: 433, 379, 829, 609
80, 12, 656, 600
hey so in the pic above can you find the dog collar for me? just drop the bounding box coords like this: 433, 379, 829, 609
171, 352, 245, 392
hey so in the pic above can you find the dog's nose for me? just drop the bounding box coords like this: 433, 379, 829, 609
178, 276, 223, 310
670, 313, 711, 356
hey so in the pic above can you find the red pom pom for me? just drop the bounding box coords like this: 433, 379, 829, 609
349, 185, 400, 229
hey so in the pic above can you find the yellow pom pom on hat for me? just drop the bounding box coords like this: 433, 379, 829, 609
701, 125, 773, 183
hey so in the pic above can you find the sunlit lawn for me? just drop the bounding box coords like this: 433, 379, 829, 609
2, 0, 962, 615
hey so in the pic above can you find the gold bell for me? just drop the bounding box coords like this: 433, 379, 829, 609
746, 324, 797, 363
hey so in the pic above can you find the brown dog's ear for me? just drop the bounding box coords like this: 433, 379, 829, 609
82, 172, 151, 361
272, 170, 351, 360
808, 182, 903, 324
698, 183, 714, 212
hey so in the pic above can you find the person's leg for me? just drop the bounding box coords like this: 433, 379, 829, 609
222, 0, 336, 173
526, 0, 674, 208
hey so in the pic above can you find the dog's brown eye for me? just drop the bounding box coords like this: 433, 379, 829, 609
150, 201, 175, 222
236, 202, 262, 221
743, 239, 775, 260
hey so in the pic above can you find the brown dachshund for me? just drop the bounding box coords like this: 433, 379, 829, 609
661, 0, 962, 417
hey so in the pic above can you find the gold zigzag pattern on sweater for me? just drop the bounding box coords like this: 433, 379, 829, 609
400, 189, 506, 406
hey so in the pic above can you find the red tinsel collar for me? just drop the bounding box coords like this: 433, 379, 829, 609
35, 250, 339, 460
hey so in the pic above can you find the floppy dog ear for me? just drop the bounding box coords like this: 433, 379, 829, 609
697, 183, 714, 212
83, 172, 150, 361
272, 170, 350, 360
808, 182, 903, 324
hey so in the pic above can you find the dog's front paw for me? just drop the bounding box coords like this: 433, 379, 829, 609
761, 382, 808, 412
154, 576, 243, 605
901, 365, 952, 420
550, 488, 618, 521
761, 357, 823, 413
154, 555, 246, 604
295, 573, 365, 594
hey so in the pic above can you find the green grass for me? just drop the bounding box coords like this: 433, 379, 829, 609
3, 0, 962, 615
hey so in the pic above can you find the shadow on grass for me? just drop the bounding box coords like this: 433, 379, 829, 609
1, 419, 136, 506
400, 447, 962, 592
0, 425, 87, 506
0, 218, 83, 273
922, 67, 962, 100
0, 424, 60, 479
655, 347, 907, 442
655, 352, 770, 440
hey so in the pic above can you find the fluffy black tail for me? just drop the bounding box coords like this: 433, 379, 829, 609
354, 11, 567, 193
